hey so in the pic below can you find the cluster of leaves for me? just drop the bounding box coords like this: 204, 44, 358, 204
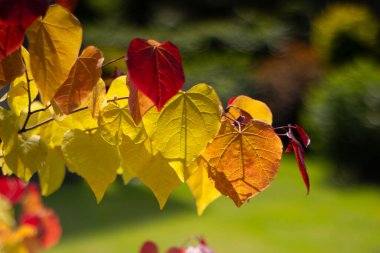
140, 237, 215, 253
0, 176, 61, 252
0, 1, 311, 215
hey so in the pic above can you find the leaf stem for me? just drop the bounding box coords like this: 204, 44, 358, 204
102, 55, 126, 68
19, 57, 33, 133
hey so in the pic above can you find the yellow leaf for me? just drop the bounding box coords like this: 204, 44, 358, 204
61, 130, 120, 202
7, 47, 38, 116
98, 103, 142, 145
119, 163, 135, 185
0, 48, 24, 89
88, 78, 107, 119
118, 136, 181, 209
0, 107, 18, 155
203, 120, 282, 207
4, 135, 48, 182
106, 75, 129, 107
143, 83, 222, 181
187, 156, 221, 215
0, 196, 15, 228
228, 95, 273, 125
53, 46, 104, 114
26, 4, 82, 104
39, 147, 66, 196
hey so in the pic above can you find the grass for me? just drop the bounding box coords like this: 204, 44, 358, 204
45, 155, 380, 253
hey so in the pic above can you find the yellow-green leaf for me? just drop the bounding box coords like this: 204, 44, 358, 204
203, 120, 282, 207
26, 4, 82, 104
53, 46, 104, 114
61, 130, 120, 202
0, 48, 25, 89
187, 156, 221, 215
4, 135, 48, 182
0, 107, 18, 155
106, 75, 129, 107
39, 147, 66, 196
88, 78, 107, 119
119, 136, 181, 209
98, 103, 142, 145
143, 83, 222, 181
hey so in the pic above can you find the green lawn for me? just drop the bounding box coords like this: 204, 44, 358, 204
45, 156, 380, 253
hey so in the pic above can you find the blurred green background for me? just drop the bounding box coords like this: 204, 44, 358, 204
46, 0, 380, 252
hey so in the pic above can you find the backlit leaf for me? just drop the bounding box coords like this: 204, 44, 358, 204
143, 83, 222, 181
106, 75, 129, 107
53, 46, 104, 114
88, 78, 107, 119
187, 156, 221, 215
0, 48, 24, 89
0, 23, 24, 61
127, 79, 154, 124
119, 136, 181, 209
0, 107, 18, 155
203, 120, 282, 207
98, 102, 142, 145
127, 38, 185, 110
228, 95, 273, 125
26, 4, 82, 104
39, 147, 65, 196
61, 130, 120, 202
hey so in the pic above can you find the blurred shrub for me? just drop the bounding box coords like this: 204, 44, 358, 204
302, 59, 380, 182
312, 4, 379, 65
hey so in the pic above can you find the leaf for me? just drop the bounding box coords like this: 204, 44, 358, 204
38, 147, 65, 196
143, 83, 222, 181
26, 4, 82, 104
0, 23, 24, 60
7, 47, 38, 116
4, 135, 48, 182
106, 75, 129, 107
127, 38, 185, 110
98, 102, 143, 145
295, 124, 311, 148
0, 176, 27, 204
228, 95, 273, 125
127, 79, 154, 124
119, 136, 181, 209
0, 48, 24, 89
203, 120, 282, 207
53, 46, 104, 114
140, 241, 159, 253
88, 78, 107, 119
187, 156, 221, 215
0, 107, 18, 155
61, 130, 120, 202
0, 0, 49, 29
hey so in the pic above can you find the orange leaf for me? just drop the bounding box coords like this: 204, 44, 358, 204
203, 120, 282, 207
53, 46, 104, 114
0, 48, 25, 89
127, 79, 154, 124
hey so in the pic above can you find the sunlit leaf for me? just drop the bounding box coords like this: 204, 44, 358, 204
0, 23, 24, 60
187, 156, 221, 215
127, 38, 185, 110
0, 107, 19, 155
127, 79, 154, 124
203, 120, 282, 207
106, 75, 129, 107
0, 48, 24, 89
143, 83, 222, 181
53, 46, 104, 114
119, 136, 181, 209
39, 147, 65, 196
88, 78, 107, 119
98, 102, 142, 145
61, 130, 120, 202
26, 4, 82, 104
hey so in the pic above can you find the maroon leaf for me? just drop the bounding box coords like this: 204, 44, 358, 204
0, 23, 25, 60
127, 38, 185, 110
287, 128, 310, 193
0, 176, 27, 204
0, 0, 49, 29
295, 124, 311, 148
140, 241, 159, 253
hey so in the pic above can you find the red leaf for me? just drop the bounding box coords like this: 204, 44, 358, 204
127, 38, 185, 110
227, 96, 237, 106
0, 0, 48, 29
295, 124, 311, 148
140, 241, 159, 253
0, 176, 27, 204
167, 247, 185, 253
287, 128, 310, 193
0, 23, 24, 60
56, 0, 78, 13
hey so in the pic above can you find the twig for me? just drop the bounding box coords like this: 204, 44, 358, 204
102, 55, 126, 68
19, 57, 33, 133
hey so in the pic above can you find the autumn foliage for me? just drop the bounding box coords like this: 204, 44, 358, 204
0, 0, 311, 219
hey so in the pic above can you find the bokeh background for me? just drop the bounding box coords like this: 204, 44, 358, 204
46, 0, 380, 252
